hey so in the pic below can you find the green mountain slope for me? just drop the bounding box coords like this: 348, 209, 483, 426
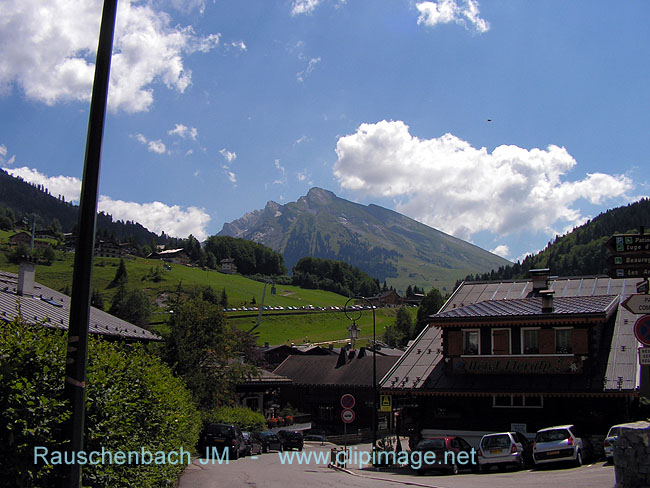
464, 197, 650, 282
219, 187, 510, 293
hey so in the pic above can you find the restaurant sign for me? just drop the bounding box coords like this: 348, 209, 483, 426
452, 356, 583, 375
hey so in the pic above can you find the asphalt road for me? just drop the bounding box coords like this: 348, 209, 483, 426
178, 442, 616, 488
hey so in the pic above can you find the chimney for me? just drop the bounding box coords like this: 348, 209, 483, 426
530, 268, 550, 295
540, 289, 554, 313
17, 261, 35, 296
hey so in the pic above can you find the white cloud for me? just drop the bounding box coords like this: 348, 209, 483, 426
0, 145, 7, 157
491, 245, 510, 259
134, 133, 167, 154
227, 41, 247, 52
416, 0, 489, 33
219, 148, 237, 163
148, 139, 167, 154
291, 0, 321, 16
98, 196, 210, 240
3, 166, 82, 202
333, 120, 633, 241
224, 169, 237, 184
0, 0, 220, 113
2, 165, 210, 238
297, 57, 321, 83
168, 123, 198, 140
274, 159, 286, 176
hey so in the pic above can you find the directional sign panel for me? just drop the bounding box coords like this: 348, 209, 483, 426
606, 234, 650, 253
623, 295, 650, 314
608, 255, 650, 268
634, 315, 650, 347
606, 267, 650, 279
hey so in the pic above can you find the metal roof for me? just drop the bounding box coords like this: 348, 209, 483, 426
380, 275, 641, 395
0, 270, 161, 342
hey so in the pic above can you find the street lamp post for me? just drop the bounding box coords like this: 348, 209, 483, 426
344, 296, 377, 452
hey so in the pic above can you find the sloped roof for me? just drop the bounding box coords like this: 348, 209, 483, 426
434, 295, 619, 323
380, 275, 641, 395
0, 269, 161, 342
273, 353, 398, 387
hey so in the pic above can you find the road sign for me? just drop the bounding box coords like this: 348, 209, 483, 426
606, 267, 650, 279
640, 347, 650, 366
340, 394, 355, 409
341, 408, 355, 423
608, 255, 650, 267
633, 315, 650, 347
622, 295, 650, 314
606, 234, 650, 253
380, 394, 392, 412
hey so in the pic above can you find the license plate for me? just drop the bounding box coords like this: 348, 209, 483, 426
490, 449, 502, 454
547, 450, 559, 455
215, 439, 225, 443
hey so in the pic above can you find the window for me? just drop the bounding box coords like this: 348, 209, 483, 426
555, 328, 572, 354
492, 395, 544, 409
463, 329, 480, 355
522, 328, 539, 354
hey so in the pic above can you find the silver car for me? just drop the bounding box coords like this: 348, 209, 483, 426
533, 425, 584, 466
478, 432, 531, 472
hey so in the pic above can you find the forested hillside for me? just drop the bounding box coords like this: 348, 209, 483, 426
462, 198, 650, 283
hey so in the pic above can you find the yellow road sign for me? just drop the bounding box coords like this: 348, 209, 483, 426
380, 394, 392, 412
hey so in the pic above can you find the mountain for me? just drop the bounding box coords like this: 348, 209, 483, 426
0, 169, 165, 246
464, 197, 650, 283
218, 187, 510, 293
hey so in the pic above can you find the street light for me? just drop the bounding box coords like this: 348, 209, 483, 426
344, 296, 377, 452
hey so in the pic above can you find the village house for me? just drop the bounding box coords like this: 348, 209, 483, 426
380, 270, 644, 445
148, 248, 191, 265
220, 258, 237, 274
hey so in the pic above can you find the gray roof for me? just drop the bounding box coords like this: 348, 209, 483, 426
0, 270, 161, 342
381, 276, 642, 395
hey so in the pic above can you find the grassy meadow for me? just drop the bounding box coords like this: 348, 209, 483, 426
0, 238, 416, 345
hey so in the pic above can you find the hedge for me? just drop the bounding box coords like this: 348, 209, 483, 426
0, 316, 201, 487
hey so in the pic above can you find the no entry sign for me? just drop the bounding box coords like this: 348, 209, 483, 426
633, 315, 650, 347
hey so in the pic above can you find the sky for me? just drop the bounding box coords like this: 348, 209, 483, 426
1, 0, 649, 263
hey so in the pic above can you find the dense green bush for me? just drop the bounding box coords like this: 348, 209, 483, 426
202, 407, 266, 432
0, 316, 201, 487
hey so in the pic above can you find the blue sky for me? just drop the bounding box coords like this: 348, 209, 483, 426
1, 0, 648, 263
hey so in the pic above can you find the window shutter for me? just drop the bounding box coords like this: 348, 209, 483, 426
539, 328, 554, 354
572, 328, 588, 354
447, 330, 462, 355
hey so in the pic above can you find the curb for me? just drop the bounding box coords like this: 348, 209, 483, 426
328, 464, 445, 488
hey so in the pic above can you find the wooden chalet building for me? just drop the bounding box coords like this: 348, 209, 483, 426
381, 270, 643, 442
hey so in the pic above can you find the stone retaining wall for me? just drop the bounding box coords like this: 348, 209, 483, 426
614, 421, 650, 488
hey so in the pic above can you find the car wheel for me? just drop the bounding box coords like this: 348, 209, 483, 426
232, 448, 239, 460
299, 446, 303, 451
263, 445, 268, 454
575, 450, 582, 467
450, 463, 459, 475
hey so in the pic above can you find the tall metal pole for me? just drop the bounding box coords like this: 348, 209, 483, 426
343, 296, 377, 452
63, 1, 118, 486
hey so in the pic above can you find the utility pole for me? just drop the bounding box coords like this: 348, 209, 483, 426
63, 1, 118, 486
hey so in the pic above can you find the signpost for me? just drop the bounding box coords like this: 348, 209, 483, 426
341, 393, 355, 409
622, 295, 650, 315
341, 409, 355, 423
605, 234, 650, 279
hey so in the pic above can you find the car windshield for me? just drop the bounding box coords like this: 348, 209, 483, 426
207, 424, 234, 436
481, 434, 510, 449
536, 429, 570, 442
417, 439, 446, 450
608, 426, 631, 437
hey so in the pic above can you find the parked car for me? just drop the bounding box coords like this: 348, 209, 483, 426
278, 430, 304, 451
412, 436, 478, 475
304, 434, 327, 443
478, 432, 532, 472
199, 423, 247, 460
254, 431, 284, 452
604, 422, 637, 462
533, 425, 584, 467
242, 431, 263, 456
